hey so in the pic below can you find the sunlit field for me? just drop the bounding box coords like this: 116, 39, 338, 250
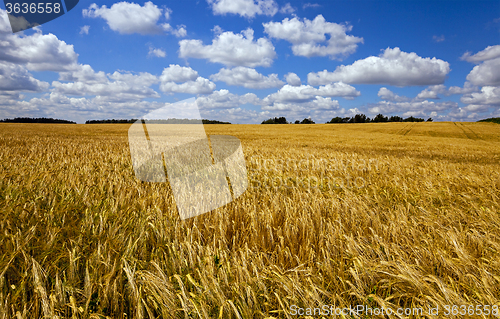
1, 122, 499, 318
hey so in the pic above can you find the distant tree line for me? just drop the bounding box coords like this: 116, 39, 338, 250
261, 114, 431, 124
0, 117, 76, 124
261, 117, 315, 124
327, 114, 431, 123
202, 119, 231, 124
86, 119, 137, 124
262, 117, 288, 124
85, 119, 231, 124
478, 117, 500, 124
295, 118, 315, 124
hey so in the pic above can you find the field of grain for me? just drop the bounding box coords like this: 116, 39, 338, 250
0, 122, 499, 318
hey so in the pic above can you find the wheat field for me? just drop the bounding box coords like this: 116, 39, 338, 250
0, 122, 499, 318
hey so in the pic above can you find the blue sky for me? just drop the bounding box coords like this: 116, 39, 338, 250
0, 0, 499, 123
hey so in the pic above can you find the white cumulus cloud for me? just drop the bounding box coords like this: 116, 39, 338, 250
53, 64, 160, 102
305, 82, 360, 100
172, 25, 187, 37
80, 25, 90, 35
466, 57, 500, 87
58, 64, 107, 83
200, 106, 267, 124
279, 3, 294, 14
0, 11, 78, 72
461, 86, 500, 110
160, 64, 198, 82
263, 83, 359, 104
263, 15, 363, 59
307, 47, 450, 86
416, 84, 447, 99
461, 45, 500, 63
6, 93, 170, 123
83, 2, 171, 35
0, 9, 12, 33
148, 45, 166, 58
159, 65, 215, 94
367, 100, 458, 116
196, 89, 261, 109
262, 96, 340, 111
377, 87, 409, 102
285, 72, 301, 86
0, 62, 50, 92
264, 84, 313, 103
160, 78, 216, 94
179, 28, 276, 67
210, 67, 284, 89
414, 83, 479, 100
207, 0, 278, 18
447, 82, 478, 95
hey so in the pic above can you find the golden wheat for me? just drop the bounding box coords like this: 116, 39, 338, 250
0, 122, 499, 318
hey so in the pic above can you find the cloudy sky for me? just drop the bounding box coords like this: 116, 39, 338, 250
0, 0, 499, 123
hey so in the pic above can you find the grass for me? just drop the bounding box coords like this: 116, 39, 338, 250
0, 122, 499, 318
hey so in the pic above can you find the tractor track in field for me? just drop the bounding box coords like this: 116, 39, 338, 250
458, 122, 482, 140
402, 123, 416, 136
454, 122, 472, 139
396, 124, 411, 136
454, 122, 482, 140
